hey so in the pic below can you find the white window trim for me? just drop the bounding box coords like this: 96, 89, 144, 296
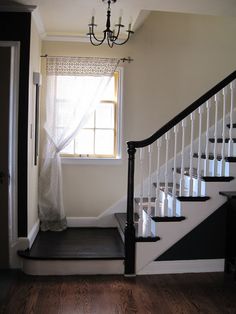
61, 66, 124, 165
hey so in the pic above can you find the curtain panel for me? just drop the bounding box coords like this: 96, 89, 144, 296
38, 56, 119, 231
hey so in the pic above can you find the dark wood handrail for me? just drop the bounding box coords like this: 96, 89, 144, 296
128, 70, 236, 149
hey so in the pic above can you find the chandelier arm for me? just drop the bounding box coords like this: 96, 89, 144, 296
89, 33, 105, 46
111, 24, 122, 42
91, 30, 107, 43
111, 31, 133, 46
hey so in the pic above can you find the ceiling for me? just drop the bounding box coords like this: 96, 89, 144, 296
2, 0, 236, 41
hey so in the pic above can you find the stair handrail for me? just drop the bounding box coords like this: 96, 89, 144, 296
124, 70, 236, 276
128, 70, 236, 149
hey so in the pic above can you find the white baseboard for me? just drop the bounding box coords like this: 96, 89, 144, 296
138, 259, 225, 275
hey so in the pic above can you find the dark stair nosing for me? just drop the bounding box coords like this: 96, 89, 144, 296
143, 207, 186, 222
152, 216, 186, 222
176, 167, 234, 182
193, 153, 236, 163
227, 123, 236, 129
115, 213, 160, 242
219, 191, 236, 199
209, 138, 236, 143
177, 196, 210, 202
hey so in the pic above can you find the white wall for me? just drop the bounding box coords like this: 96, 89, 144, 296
28, 17, 42, 232
41, 11, 236, 218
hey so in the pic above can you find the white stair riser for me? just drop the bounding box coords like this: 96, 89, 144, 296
22, 259, 124, 276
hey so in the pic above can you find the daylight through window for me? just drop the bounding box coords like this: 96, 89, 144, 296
58, 71, 121, 158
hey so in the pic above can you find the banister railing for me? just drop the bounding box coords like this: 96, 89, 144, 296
125, 70, 236, 275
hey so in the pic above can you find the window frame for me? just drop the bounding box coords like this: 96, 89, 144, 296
61, 67, 123, 164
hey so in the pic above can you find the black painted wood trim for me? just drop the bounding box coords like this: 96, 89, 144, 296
203, 176, 234, 182
209, 138, 236, 143
219, 191, 236, 199
127, 70, 236, 148
177, 196, 210, 202
152, 216, 186, 222
135, 235, 160, 242
225, 157, 236, 162
227, 124, 236, 129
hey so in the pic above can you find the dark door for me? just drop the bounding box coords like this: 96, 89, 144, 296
0, 47, 11, 268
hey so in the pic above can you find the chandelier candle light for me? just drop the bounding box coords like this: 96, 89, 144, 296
87, 0, 134, 47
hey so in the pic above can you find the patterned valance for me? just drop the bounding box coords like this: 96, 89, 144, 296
46, 56, 119, 76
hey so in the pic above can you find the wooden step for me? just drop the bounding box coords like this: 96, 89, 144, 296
219, 191, 236, 199
176, 167, 234, 182
193, 153, 236, 162
227, 123, 236, 129
114, 213, 160, 242
143, 207, 185, 222
209, 138, 236, 143
18, 228, 125, 260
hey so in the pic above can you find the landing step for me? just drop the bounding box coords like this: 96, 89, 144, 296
18, 227, 125, 260
193, 153, 236, 162
209, 138, 236, 143
176, 167, 234, 182
115, 213, 160, 242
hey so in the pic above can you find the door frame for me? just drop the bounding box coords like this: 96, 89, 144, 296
0, 41, 20, 267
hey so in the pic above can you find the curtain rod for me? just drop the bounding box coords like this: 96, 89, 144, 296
40, 54, 133, 63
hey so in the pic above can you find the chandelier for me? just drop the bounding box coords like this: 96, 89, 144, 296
87, 0, 134, 48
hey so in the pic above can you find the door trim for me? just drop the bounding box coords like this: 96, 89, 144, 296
0, 41, 20, 267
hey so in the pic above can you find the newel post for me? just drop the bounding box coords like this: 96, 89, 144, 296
125, 142, 136, 275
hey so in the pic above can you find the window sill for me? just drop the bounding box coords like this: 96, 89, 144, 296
61, 157, 123, 166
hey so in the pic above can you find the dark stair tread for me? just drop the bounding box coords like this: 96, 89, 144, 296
176, 167, 234, 182
219, 191, 236, 199
227, 123, 236, 128
18, 227, 125, 260
209, 138, 236, 143
144, 207, 186, 222
115, 213, 160, 242
193, 153, 236, 162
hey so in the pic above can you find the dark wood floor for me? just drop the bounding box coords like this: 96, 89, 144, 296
1, 271, 236, 314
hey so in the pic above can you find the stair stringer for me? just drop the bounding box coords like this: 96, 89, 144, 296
135, 179, 236, 274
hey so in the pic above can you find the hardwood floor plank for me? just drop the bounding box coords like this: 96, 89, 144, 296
1, 272, 236, 314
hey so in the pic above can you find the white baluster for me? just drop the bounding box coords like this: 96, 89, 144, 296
204, 100, 211, 176
197, 106, 203, 195
221, 87, 227, 176
172, 125, 178, 215
147, 145, 153, 217
180, 119, 186, 196
145, 145, 153, 237
138, 147, 144, 236
163, 131, 170, 216
155, 138, 162, 217
189, 112, 195, 196
213, 93, 219, 175
228, 81, 235, 156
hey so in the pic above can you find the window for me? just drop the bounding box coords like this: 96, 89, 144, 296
57, 70, 122, 159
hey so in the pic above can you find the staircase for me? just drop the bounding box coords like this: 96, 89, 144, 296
116, 70, 236, 275
19, 71, 236, 276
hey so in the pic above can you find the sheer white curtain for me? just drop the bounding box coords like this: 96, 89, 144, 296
39, 56, 119, 231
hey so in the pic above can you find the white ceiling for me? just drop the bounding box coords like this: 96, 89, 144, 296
2, 0, 236, 41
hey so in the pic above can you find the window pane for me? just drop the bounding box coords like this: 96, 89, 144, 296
96, 102, 114, 129
102, 76, 115, 100
61, 140, 74, 155
95, 130, 114, 155
83, 112, 95, 129
75, 129, 94, 155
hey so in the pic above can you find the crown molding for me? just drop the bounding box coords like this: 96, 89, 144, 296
32, 7, 46, 39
